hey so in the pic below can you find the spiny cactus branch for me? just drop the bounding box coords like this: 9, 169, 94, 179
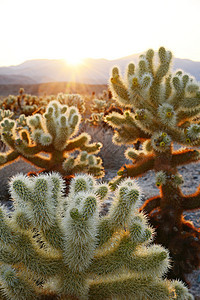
140, 196, 161, 214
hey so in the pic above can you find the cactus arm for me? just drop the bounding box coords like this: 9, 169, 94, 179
126, 244, 169, 277
88, 276, 171, 300
178, 96, 200, 111
182, 189, 200, 211
106, 111, 137, 128
140, 196, 161, 214
15, 143, 45, 157
109, 77, 130, 106
44, 111, 57, 140
0, 150, 20, 167
105, 112, 127, 128
164, 75, 172, 101
109, 156, 155, 190
40, 174, 65, 250
0, 207, 18, 246
1, 200, 62, 275
113, 125, 150, 145
96, 218, 115, 247
145, 49, 155, 76
0, 233, 63, 278
0, 220, 63, 278
90, 235, 168, 277
79, 142, 101, 154
0, 265, 39, 300
106, 111, 151, 142
41, 222, 64, 250
155, 48, 171, 82
108, 176, 125, 191
1, 133, 16, 149
62, 162, 103, 177
0, 246, 63, 278
0, 246, 21, 265
150, 56, 172, 105
177, 107, 200, 124
171, 149, 200, 167
62, 153, 104, 178
119, 155, 155, 177
88, 165, 104, 178
63, 197, 98, 273
169, 131, 200, 148
69, 164, 103, 176
22, 155, 51, 169
64, 133, 100, 154
163, 127, 185, 144
169, 86, 185, 111
89, 234, 133, 275
134, 111, 160, 134
97, 183, 140, 245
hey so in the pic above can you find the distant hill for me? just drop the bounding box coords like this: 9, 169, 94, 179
0, 74, 37, 85
0, 53, 200, 87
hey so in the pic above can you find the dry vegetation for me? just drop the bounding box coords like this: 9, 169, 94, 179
0, 82, 107, 97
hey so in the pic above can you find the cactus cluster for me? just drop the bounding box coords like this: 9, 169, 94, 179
0, 89, 50, 116
0, 95, 18, 112
0, 100, 104, 178
106, 47, 200, 281
0, 173, 194, 299
57, 93, 86, 115
85, 99, 107, 127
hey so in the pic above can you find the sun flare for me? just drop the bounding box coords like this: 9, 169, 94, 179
65, 56, 83, 66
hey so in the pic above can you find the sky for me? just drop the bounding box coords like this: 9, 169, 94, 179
0, 0, 200, 66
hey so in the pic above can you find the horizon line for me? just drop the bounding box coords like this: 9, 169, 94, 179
1, 53, 200, 68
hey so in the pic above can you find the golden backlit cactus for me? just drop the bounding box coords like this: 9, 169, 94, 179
0, 100, 104, 178
105, 47, 200, 282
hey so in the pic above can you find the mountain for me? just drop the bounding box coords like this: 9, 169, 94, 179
0, 54, 200, 85
0, 74, 37, 85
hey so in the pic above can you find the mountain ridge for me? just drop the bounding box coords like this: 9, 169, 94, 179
0, 53, 200, 85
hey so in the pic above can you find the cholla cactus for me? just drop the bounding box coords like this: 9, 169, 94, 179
21, 104, 38, 116
0, 100, 104, 178
0, 109, 14, 152
91, 99, 107, 113
0, 89, 49, 116
1, 95, 18, 111
57, 93, 85, 114
86, 112, 105, 126
0, 173, 193, 299
86, 99, 107, 127
0, 109, 13, 122
105, 47, 200, 281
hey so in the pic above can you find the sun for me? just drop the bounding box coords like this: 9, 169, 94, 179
64, 56, 83, 66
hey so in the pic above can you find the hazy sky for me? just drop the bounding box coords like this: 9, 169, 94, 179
0, 0, 200, 66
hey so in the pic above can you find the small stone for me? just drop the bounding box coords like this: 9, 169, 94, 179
197, 274, 200, 283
